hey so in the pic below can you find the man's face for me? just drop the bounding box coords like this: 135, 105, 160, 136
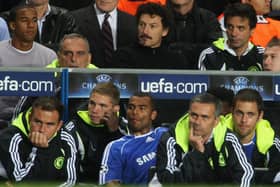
126, 96, 157, 134
138, 14, 168, 48
88, 92, 119, 124
10, 8, 38, 42
27, 0, 49, 6
170, 0, 194, 15
226, 16, 253, 52
58, 38, 91, 68
242, 0, 271, 15
263, 46, 280, 72
188, 102, 219, 139
96, 0, 118, 12
29, 108, 62, 140
232, 101, 263, 141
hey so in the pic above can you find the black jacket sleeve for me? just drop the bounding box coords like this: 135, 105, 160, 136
156, 130, 184, 183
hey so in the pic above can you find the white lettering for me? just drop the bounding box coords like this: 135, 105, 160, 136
136, 152, 156, 166
141, 79, 207, 94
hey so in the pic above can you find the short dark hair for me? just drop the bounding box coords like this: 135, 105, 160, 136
266, 37, 280, 48
233, 88, 264, 113
9, 4, 36, 23
90, 82, 120, 105
207, 87, 234, 107
131, 92, 156, 110
136, 2, 171, 29
189, 93, 222, 117
31, 97, 64, 121
224, 3, 257, 29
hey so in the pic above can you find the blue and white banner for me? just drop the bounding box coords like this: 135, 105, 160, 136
138, 74, 209, 99
0, 72, 55, 96
68, 73, 138, 98
209, 75, 273, 100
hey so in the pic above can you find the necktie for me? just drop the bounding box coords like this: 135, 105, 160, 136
102, 13, 114, 64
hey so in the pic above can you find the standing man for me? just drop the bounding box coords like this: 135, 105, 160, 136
99, 93, 167, 186
0, 97, 78, 185
65, 82, 127, 182
167, 0, 222, 69
263, 37, 280, 72
156, 93, 253, 186
113, 2, 188, 69
226, 88, 280, 184
67, 0, 137, 67
198, 3, 264, 71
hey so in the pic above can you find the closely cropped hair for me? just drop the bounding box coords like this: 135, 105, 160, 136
233, 88, 264, 113
189, 93, 222, 117
91, 82, 120, 105
136, 2, 171, 29
59, 33, 90, 52
266, 37, 280, 48
131, 92, 156, 110
31, 97, 64, 121
9, 4, 36, 23
207, 87, 234, 107
224, 3, 257, 29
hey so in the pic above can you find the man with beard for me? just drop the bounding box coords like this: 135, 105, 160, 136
198, 3, 264, 71
112, 2, 189, 69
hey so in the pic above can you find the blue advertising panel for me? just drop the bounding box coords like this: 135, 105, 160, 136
0, 72, 55, 96
138, 74, 209, 99
68, 73, 138, 98
273, 76, 280, 101
209, 75, 273, 100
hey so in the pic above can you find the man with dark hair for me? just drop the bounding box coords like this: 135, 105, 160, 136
99, 92, 167, 186
65, 82, 127, 182
198, 3, 264, 71
113, 2, 188, 69
24, 0, 77, 50
0, 97, 78, 185
263, 37, 280, 72
0, 4, 57, 129
156, 93, 253, 186
207, 87, 234, 116
225, 88, 280, 184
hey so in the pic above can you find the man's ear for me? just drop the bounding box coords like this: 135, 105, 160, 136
113, 104, 120, 113
258, 111, 264, 121
9, 22, 16, 31
162, 27, 169, 37
151, 110, 157, 121
56, 120, 63, 131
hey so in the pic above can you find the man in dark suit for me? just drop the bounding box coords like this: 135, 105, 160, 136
66, 0, 137, 68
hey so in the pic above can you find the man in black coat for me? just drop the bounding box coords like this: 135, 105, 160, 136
112, 3, 189, 69
67, 0, 137, 68
166, 0, 222, 69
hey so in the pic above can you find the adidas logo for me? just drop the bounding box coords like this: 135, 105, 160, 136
146, 136, 155, 143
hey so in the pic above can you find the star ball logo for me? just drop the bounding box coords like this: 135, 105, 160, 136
222, 76, 264, 94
